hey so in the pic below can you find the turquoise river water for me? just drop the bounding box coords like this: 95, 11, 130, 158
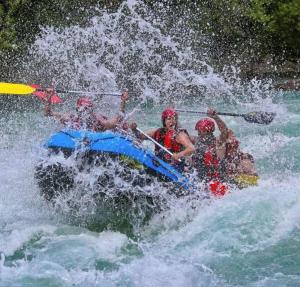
1, 1, 300, 286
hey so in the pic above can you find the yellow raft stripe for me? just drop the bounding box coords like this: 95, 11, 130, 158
0, 83, 36, 95
120, 155, 143, 169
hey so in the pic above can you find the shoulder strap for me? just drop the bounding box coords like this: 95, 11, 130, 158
153, 128, 165, 140
177, 128, 189, 137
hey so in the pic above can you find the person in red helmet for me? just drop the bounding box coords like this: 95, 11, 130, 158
131, 108, 195, 171
221, 131, 259, 188
190, 108, 258, 194
76, 97, 93, 109
190, 108, 233, 195
44, 88, 129, 131
190, 110, 226, 185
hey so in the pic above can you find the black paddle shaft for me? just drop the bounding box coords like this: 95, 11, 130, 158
175, 109, 276, 125
175, 110, 243, 117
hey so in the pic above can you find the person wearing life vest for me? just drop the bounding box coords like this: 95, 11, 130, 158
221, 132, 259, 188
191, 110, 231, 177
190, 108, 234, 196
191, 108, 258, 195
44, 88, 129, 131
130, 108, 195, 171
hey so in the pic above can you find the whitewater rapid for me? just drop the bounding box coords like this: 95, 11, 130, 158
1, 1, 300, 286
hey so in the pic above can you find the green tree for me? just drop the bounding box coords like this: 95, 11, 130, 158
0, 0, 122, 53
248, 0, 300, 57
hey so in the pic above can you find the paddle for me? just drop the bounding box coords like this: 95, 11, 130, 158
135, 127, 181, 161
0, 82, 122, 97
0, 82, 36, 95
0, 82, 63, 103
175, 109, 276, 125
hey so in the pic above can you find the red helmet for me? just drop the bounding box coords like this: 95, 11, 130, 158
161, 108, 178, 127
161, 108, 177, 120
76, 97, 93, 108
195, 118, 215, 133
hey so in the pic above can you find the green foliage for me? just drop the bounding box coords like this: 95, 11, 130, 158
175, 0, 300, 61
248, 0, 300, 56
0, 0, 123, 53
0, 0, 299, 67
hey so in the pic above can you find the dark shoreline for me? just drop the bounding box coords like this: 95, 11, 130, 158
229, 58, 300, 91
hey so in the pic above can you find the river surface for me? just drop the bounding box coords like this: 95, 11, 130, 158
1, 1, 300, 286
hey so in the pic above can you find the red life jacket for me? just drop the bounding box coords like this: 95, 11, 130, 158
193, 138, 220, 181
202, 143, 220, 180
153, 128, 184, 161
203, 146, 229, 196
209, 181, 228, 197
193, 137, 229, 196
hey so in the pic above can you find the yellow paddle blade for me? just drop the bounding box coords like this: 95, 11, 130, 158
0, 82, 36, 95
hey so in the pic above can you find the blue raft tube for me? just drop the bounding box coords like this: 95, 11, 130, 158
35, 129, 192, 201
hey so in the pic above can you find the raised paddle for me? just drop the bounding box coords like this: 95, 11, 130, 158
0, 83, 63, 103
0, 82, 122, 97
175, 109, 276, 125
0, 82, 36, 95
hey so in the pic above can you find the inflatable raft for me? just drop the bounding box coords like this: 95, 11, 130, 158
35, 129, 191, 201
